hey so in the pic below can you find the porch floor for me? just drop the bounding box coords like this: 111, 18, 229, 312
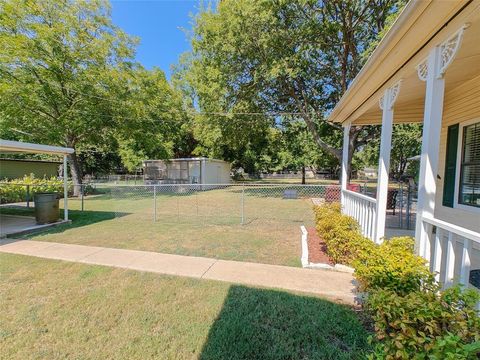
385, 227, 415, 238
0, 214, 68, 238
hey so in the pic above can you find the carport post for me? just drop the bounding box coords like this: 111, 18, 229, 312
63, 154, 68, 221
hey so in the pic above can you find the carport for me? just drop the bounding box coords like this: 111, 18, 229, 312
0, 139, 74, 237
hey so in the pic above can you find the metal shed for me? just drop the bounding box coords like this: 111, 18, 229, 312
143, 158, 231, 185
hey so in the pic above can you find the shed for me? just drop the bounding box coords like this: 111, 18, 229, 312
143, 158, 231, 185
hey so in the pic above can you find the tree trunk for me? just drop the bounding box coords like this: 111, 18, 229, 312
301, 166, 306, 185
68, 151, 83, 197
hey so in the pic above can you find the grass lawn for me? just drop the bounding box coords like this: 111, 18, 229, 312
3, 185, 333, 266
0, 253, 372, 359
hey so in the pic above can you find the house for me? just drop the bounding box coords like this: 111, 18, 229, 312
328, 0, 480, 290
143, 158, 231, 185
0, 158, 61, 180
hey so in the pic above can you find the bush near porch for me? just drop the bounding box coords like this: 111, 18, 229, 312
314, 203, 480, 360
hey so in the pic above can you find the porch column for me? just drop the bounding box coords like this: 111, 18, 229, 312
63, 154, 68, 221
374, 81, 401, 243
415, 25, 467, 258
340, 121, 351, 208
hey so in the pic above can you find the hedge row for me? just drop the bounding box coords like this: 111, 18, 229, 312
314, 203, 480, 359
0, 175, 72, 204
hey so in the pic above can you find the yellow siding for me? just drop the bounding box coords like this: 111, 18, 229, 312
435, 74, 480, 232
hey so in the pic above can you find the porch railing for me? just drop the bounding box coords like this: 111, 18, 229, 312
421, 216, 480, 290
342, 189, 377, 241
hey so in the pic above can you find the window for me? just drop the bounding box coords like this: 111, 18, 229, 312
459, 121, 480, 208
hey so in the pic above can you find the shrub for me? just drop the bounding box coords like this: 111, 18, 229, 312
314, 202, 374, 265
354, 237, 434, 296
314, 203, 480, 359
367, 285, 480, 359
0, 174, 72, 204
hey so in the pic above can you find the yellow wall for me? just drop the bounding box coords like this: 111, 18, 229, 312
435, 74, 480, 233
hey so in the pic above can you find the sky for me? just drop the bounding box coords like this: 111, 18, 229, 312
111, 0, 201, 80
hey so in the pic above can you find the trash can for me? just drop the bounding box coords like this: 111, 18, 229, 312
34, 192, 60, 224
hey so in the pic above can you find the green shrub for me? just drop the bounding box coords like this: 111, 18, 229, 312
354, 237, 434, 296
0, 174, 72, 204
314, 202, 374, 265
367, 285, 480, 359
314, 204, 480, 360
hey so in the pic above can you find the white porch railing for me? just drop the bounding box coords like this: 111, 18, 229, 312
342, 189, 377, 241
421, 216, 480, 290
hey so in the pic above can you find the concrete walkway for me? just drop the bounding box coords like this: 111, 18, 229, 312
0, 240, 356, 304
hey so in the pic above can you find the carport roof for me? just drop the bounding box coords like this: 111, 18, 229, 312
0, 139, 74, 155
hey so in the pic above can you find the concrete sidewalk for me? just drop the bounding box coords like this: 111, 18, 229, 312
0, 240, 357, 304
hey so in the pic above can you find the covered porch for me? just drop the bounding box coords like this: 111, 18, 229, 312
0, 139, 74, 237
329, 0, 480, 290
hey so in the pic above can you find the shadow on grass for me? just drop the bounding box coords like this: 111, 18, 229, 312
199, 285, 371, 360
0, 206, 128, 237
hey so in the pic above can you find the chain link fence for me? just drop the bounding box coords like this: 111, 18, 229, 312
0, 182, 338, 266
95, 183, 342, 227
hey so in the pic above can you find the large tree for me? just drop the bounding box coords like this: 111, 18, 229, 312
182, 0, 401, 179
0, 0, 192, 189
0, 0, 137, 192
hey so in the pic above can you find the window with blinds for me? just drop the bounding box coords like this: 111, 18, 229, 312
459, 121, 480, 208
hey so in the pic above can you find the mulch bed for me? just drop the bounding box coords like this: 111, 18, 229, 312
307, 227, 334, 265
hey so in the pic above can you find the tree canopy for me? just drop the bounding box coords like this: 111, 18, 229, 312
0, 0, 191, 188
0, 0, 417, 184
177, 0, 403, 177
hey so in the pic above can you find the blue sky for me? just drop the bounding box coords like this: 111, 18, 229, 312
111, 0, 201, 80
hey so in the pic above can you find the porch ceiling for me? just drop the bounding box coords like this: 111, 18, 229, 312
330, 0, 480, 126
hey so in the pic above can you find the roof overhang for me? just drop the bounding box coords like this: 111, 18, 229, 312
0, 139, 74, 155
328, 0, 480, 125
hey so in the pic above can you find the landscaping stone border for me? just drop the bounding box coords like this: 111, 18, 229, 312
300, 226, 354, 273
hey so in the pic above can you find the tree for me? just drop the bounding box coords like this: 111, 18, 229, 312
0, 0, 193, 188
182, 0, 400, 180
279, 120, 338, 183
0, 0, 136, 193
114, 66, 194, 172
357, 124, 423, 180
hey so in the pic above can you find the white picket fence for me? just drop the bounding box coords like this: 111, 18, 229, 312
341, 189, 377, 241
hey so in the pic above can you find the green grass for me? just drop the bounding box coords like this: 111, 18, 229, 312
2, 185, 330, 266
0, 253, 372, 359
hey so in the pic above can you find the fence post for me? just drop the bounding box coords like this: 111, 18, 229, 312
241, 183, 245, 225
26, 185, 30, 208
81, 185, 84, 211
406, 184, 411, 229
153, 185, 157, 222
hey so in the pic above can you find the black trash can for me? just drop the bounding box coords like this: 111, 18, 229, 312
34, 192, 60, 224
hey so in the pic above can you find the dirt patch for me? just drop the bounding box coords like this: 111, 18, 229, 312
307, 227, 334, 265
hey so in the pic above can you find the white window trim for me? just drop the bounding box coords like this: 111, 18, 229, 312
453, 117, 480, 214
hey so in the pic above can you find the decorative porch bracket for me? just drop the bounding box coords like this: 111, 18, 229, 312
374, 81, 401, 243
415, 25, 468, 259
